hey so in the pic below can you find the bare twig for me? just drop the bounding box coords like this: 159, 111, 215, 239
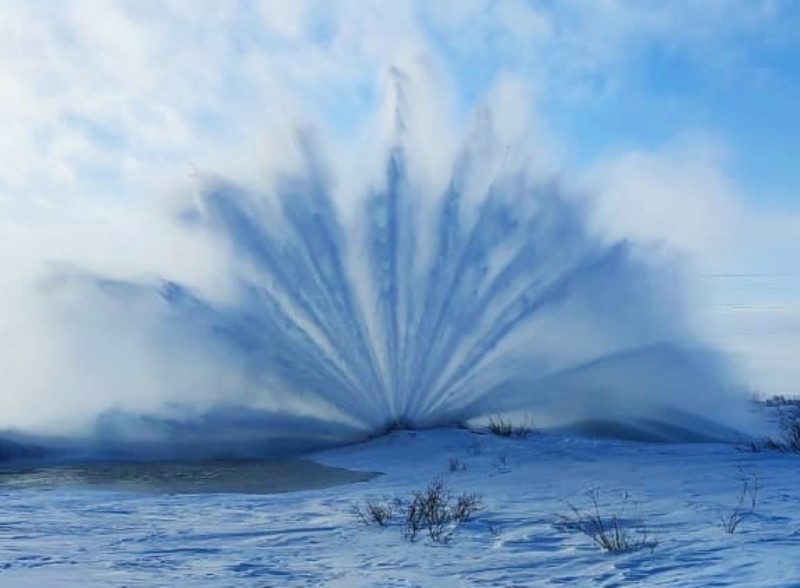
556, 488, 657, 554
721, 466, 759, 534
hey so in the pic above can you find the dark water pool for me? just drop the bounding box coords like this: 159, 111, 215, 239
0, 459, 378, 495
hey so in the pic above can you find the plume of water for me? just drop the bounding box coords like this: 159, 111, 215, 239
0, 74, 752, 457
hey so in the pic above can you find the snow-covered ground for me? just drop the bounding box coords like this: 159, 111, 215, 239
1, 429, 799, 587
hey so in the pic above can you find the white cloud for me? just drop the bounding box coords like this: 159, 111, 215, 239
582, 136, 745, 270
581, 135, 800, 395
0, 0, 788, 205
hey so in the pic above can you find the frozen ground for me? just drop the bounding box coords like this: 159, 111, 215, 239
1, 429, 799, 587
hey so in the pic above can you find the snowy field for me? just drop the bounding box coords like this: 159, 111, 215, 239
1, 429, 798, 587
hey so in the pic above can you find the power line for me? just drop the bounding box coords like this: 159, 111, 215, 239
701, 272, 800, 278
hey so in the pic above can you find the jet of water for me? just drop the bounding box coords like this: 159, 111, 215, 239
0, 76, 753, 458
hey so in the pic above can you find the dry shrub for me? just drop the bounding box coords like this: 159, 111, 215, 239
556, 488, 657, 554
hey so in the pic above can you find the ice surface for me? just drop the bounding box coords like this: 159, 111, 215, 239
0, 459, 376, 495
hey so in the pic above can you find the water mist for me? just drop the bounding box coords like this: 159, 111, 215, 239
0, 74, 752, 458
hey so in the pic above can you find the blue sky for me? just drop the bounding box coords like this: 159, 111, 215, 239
423, 1, 800, 211
551, 23, 800, 211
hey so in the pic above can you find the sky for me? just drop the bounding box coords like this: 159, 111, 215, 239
0, 0, 799, 396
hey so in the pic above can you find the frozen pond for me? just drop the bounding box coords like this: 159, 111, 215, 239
0, 459, 378, 495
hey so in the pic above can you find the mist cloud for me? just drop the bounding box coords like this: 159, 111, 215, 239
0, 1, 789, 454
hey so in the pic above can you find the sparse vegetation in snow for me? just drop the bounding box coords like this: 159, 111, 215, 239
556, 488, 658, 554
448, 457, 466, 472
354, 478, 483, 544
487, 415, 538, 439
720, 467, 759, 534
354, 500, 396, 527
739, 405, 800, 453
